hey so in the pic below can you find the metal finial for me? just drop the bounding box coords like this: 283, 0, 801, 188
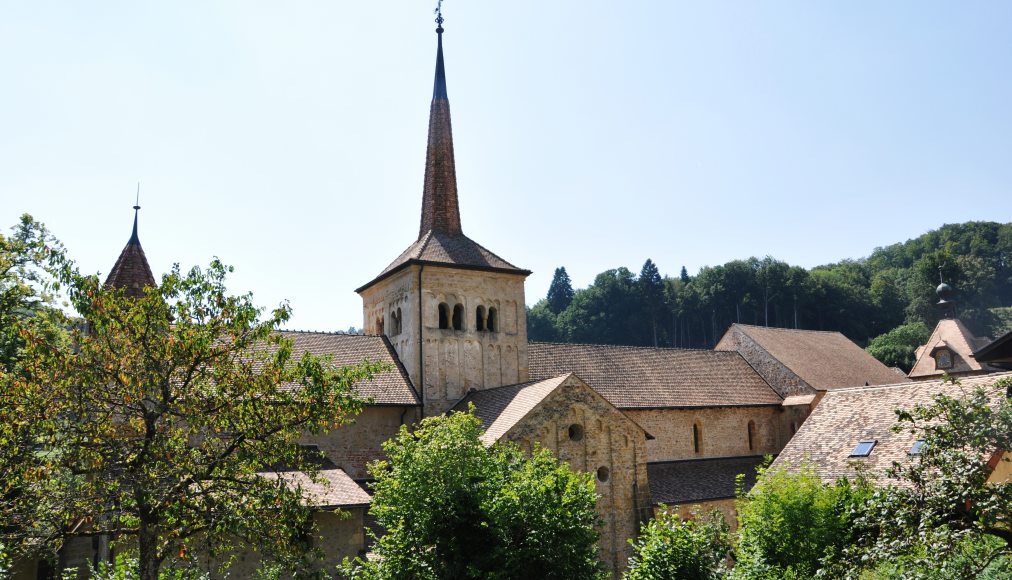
939, 266, 944, 285
134, 182, 141, 211
130, 183, 141, 244
434, 0, 444, 30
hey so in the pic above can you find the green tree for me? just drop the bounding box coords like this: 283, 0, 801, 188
557, 267, 639, 345
835, 376, 1012, 578
343, 409, 603, 580
865, 321, 931, 372
732, 464, 870, 579
526, 299, 559, 342
0, 216, 72, 568
638, 259, 666, 347
4, 258, 380, 580
546, 266, 575, 315
624, 509, 730, 580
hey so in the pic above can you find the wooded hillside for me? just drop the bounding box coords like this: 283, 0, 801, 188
527, 222, 1012, 368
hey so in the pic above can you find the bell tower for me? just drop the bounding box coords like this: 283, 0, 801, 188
356, 15, 531, 417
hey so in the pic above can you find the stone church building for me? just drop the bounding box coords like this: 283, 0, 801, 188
36, 21, 907, 579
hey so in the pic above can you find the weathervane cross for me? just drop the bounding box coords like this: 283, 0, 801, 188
434, 0, 444, 27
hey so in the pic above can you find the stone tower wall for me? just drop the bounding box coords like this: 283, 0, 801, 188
359, 264, 528, 417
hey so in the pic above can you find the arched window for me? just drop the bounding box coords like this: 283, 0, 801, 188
748, 420, 756, 451
376, 317, 384, 335
692, 423, 701, 454
452, 304, 464, 330
487, 307, 498, 332
438, 303, 449, 329
476, 305, 486, 331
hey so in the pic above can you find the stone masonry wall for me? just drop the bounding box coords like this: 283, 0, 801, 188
627, 406, 785, 463
503, 377, 651, 577
716, 329, 813, 398
360, 264, 529, 418
301, 406, 415, 479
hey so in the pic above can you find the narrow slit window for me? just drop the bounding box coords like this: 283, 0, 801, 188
438, 303, 449, 329
850, 440, 876, 457
692, 423, 701, 454
747, 420, 756, 451
452, 304, 464, 330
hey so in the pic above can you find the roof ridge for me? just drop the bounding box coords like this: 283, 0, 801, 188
528, 340, 733, 354
735, 323, 843, 336
828, 371, 1012, 394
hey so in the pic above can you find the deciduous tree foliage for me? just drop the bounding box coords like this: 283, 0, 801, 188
526, 222, 1012, 352
624, 508, 730, 580
732, 464, 870, 579
3, 254, 380, 579
864, 321, 931, 372
343, 409, 604, 580
833, 376, 1012, 578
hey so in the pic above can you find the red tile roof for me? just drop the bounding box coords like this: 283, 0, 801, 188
450, 374, 572, 445
265, 467, 371, 508
909, 318, 994, 379
528, 342, 782, 408
718, 324, 906, 390
278, 331, 420, 406
770, 371, 1012, 483
356, 230, 529, 293
105, 241, 156, 298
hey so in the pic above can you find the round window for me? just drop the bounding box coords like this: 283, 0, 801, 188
568, 424, 584, 441
597, 466, 610, 482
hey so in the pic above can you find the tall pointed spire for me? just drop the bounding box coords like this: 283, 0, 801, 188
418, 14, 462, 239
105, 189, 157, 297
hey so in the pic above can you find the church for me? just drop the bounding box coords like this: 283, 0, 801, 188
47, 17, 909, 579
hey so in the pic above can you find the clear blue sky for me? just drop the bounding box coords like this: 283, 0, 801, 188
2, 1, 1011, 331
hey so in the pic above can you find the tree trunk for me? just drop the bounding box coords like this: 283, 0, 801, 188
138, 517, 160, 580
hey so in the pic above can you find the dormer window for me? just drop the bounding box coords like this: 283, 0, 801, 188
910, 439, 926, 455
850, 440, 876, 457
935, 349, 953, 370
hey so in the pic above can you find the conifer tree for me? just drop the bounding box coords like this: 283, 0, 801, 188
546, 266, 575, 314
638, 259, 666, 347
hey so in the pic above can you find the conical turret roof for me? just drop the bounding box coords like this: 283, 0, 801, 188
104, 205, 156, 298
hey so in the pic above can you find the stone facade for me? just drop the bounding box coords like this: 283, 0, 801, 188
300, 406, 417, 479
360, 264, 529, 417
496, 376, 652, 576
627, 407, 785, 463
716, 329, 813, 398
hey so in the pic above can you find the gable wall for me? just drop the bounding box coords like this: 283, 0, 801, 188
717, 329, 812, 398
501, 378, 650, 577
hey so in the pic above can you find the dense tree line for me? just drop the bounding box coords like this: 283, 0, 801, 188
528, 222, 1012, 364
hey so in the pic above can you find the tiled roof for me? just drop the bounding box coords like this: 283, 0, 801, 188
278, 331, 420, 406
770, 372, 1012, 483
105, 241, 156, 298
527, 342, 782, 409
451, 374, 571, 445
909, 319, 994, 379
265, 468, 372, 508
357, 230, 529, 292
648, 456, 764, 504
720, 324, 907, 390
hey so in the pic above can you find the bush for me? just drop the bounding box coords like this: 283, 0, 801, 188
624, 508, 730, 580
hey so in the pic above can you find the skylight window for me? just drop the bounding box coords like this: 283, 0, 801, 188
850, 440, 876, 457
910, 439, 926, 455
